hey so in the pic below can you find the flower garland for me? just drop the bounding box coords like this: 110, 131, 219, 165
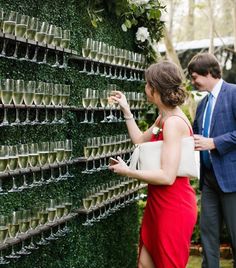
87, 0, 165, 63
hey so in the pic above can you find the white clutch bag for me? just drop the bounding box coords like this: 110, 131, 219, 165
129, 136, 199, 179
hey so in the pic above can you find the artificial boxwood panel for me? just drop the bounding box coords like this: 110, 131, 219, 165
0, 1, 142, 267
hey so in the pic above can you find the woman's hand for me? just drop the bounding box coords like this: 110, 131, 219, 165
109, 91, 130, 112
108, 156, 130, 176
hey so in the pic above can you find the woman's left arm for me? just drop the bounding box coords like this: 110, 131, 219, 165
109, 118, 183, 185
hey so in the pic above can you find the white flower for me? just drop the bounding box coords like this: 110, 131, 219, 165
152, 127, 161, 135
136, 27, 150, 42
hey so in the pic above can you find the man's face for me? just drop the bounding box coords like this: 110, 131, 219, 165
190, 72, 210, 92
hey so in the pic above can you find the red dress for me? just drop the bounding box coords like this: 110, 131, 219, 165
139, 123, 198, 268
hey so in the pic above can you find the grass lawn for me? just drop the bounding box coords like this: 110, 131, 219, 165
187, 256, 233, 268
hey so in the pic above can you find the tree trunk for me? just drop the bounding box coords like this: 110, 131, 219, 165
207, 0, 215, 53
163, 26, 196, 121
233, 0, 236, 51
163, 26, 185, 78
187, 0, 195, 41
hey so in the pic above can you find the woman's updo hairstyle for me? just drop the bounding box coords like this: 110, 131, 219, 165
145, 60, 186, 108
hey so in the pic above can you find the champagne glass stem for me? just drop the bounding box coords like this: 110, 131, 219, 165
90, 109, 94, 123
59, 108, 66, 124
0, 39, 8, 57
42, 108, 49, 124
60, 53, 68, 69
20, 44, 30, 61
79, 60, 87, 73
8, 176, 20, 192
42, 49, 48, 64
12, 41, 19, 58
32, 108, 39, 125
52, 50, 60, 67
23, 108, 30, 125
81, 109, 88, 123
52, 110, 58, 124
0, 179, 6, 195
1, 107, 9, 126
31, 46, 39, 62
11, 108, 21, 126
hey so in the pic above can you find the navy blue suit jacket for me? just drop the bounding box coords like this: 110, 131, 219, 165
193, 81, 236, 192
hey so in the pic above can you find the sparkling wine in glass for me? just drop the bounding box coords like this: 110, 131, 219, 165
23, 80, 36, 125
32, 81, 45, 125
0, 215, 9, 264
20, 17, 39, 61
0, 78, 13, 126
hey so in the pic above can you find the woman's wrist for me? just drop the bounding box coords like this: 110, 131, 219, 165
123, 114, 134, 120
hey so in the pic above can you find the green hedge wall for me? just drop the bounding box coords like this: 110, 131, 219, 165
0, 1, 143, 267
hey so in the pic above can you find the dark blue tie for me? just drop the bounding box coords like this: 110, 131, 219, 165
202, 93, 214, 168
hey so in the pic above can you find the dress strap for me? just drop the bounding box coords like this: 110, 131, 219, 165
161, 115, 193, 136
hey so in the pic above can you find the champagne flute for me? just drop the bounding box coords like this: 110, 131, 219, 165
0, 8, 4, 31
60, 29, 70, 68
39, 24, 55, 65
32, 81, 45, 125
0, 215, 9, 264
11, 79, 24, 126
17, 209, 31, 255
8, 145, 19, 193
51, 83, 61, 124
46, 199, 58, 241
23, 80, 35, 125
47, 141, 57, 183
82, 198, 93, 226
100, 90, 109, 123
28, 143, 40, 187
80, 38, 92, 73
6, 211, 21, 259
0, 78, 13, 126
17, 143, 29, 191
55, 140, 65, 181
58, 84, 70, 124
81, 88, 92, 124
87, 40, 98, 75
20, 17, 39, 61
52, 26, 62, 67
0, 11, 18, 58
36, 205, 49, 246
54, 198, 66, 237
0, 145, 9, 195
61, 196, 73, 233
9, 14, 29, 59
62, 139, 73, 178
42, 82, 53, 125
89, 89, 99, 124
25, 208, 40, 250
106, 45, 115, 78
100, 42, 109, 77
32, 21, 49, 62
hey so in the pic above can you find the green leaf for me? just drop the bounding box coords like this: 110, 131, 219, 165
91, 19, 98, 28
125, 19, 132, 29
121, 23, 127, 32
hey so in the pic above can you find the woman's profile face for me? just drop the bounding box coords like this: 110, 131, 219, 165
145, 82, 154, 103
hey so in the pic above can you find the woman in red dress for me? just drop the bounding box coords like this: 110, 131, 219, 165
109, 60, 198, 268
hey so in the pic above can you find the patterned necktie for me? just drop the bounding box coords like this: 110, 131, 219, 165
202, 93, 214, 168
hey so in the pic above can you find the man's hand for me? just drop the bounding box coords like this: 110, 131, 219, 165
194, 134, 215, 151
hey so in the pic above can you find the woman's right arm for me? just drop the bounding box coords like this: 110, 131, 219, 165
110, 91, 158, 144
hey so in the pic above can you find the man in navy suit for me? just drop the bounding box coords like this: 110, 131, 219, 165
188, 52, 236, 268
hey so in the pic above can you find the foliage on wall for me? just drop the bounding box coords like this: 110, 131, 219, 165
87, 0, 165, 63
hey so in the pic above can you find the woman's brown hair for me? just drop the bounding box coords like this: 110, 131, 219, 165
145, 60, 186, 108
